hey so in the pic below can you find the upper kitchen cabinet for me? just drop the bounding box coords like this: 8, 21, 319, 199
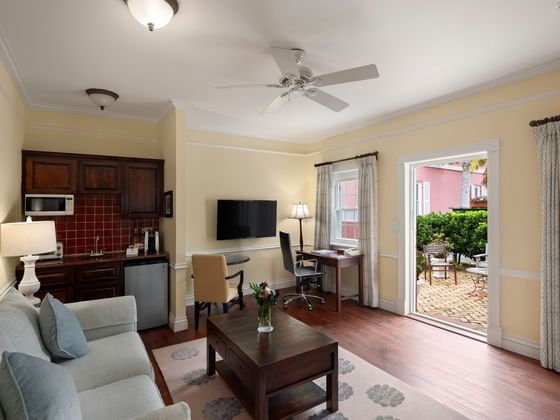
23, 151, 77, 194
78, 159, 121, 194
122, 160, 163, 218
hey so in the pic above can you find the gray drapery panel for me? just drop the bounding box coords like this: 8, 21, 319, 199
533, 120, 560, 372
314, 165, 333, 292
358, 156, 379, 307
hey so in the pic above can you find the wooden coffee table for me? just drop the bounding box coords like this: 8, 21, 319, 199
207, 308, 338, 420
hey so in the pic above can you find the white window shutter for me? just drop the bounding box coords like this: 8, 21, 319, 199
423, 182, 430, 214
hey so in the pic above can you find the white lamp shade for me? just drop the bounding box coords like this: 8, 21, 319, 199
127, 0, 175, 30
290, 202, 311, 219
0, 220, 56, 256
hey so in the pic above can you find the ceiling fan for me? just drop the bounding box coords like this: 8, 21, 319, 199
214, 47, 379, 114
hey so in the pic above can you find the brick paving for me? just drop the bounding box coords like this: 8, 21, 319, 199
416, 269, 488, 332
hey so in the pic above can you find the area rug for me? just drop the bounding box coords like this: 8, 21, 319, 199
153, 338, 467, 420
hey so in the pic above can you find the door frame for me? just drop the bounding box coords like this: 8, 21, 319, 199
397, 139, 502, 346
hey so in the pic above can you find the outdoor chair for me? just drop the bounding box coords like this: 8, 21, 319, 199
423, 244, 457, 285
466, 243, 488, 293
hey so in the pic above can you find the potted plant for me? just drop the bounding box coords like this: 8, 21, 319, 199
416, 252, 425, 299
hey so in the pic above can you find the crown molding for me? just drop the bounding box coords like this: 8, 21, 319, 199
0, 23, 30, 105
25, 122, 159, 143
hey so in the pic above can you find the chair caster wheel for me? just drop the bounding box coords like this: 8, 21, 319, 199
307, 306, 313, 311
283, 305, 288, 309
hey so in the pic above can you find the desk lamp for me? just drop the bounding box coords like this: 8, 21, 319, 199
289, 202, 311, 252
0, 217, 56, 305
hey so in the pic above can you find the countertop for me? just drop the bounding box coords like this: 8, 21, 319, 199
20, 251, 170, 269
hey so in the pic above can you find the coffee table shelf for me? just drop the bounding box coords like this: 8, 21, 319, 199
217, 360, 326, 419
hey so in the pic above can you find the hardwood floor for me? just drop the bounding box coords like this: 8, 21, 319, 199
140, 288, 560, 419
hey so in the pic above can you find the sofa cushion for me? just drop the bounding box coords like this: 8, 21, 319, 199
59, 331, 153, 392
79, 375, 163, 420
0, 288, 50, 361
39, 293, 89, 360
0, 352, 82, 420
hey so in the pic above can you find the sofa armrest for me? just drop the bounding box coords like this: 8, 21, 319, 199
132, 403, 191, 420
65, 296, 137, 341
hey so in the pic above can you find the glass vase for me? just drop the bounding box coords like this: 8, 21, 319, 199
257, 304, 273, 333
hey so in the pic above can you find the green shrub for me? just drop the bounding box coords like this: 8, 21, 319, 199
416, 210, 487, 263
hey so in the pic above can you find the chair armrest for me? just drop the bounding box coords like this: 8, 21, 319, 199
65, 296, 137, 341
473, 253, 488, 259
133, 403, 191, 420
225, 270, 244, 292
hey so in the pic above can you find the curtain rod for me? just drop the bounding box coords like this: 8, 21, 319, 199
314, 151, 378, 168
529, 114, 560, 127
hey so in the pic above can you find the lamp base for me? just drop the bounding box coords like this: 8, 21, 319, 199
18, 255, 41, 306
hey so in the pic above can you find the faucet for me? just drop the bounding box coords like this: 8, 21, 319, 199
90, 235, 104, 257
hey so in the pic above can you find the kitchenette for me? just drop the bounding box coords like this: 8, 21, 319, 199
16, 150, 170, 330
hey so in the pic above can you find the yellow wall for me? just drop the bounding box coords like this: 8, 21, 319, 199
0, 61, 26, 289
24, 109, 161, 159
309, 70, 560, 343
183, 130, 312, 299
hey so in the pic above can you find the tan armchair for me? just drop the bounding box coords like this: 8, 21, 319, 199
191, 254, 244, 329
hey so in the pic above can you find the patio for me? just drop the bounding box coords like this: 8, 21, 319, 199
416, 269, 488, 332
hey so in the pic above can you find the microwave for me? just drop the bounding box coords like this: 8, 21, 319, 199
24, 194, 74, 216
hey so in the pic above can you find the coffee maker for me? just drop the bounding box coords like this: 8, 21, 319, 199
144, 229, 159, 254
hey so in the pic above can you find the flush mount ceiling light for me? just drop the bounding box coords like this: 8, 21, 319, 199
85, 88, 119, 111
124, 0, 179, 32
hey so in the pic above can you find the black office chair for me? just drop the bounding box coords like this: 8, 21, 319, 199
279, 231, 325, 310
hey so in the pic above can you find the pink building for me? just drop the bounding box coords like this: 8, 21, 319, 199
415, 164, 486, 214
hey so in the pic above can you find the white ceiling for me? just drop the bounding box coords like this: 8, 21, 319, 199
1, 0, 560, 143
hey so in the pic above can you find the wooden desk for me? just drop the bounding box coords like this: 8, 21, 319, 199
297, 250, 363, 312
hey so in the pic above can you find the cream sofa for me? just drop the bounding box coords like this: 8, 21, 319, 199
0, 288, 191, 420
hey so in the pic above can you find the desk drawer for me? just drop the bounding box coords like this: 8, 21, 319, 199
228, 347, 254, 392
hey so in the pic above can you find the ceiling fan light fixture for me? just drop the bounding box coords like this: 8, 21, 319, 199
125, 0, 179, 31
85, 88, 119, 111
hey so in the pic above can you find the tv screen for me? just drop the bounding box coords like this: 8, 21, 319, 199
217, 200, 277, 240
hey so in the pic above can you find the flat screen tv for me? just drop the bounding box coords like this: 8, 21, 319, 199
217, 200, 277, 240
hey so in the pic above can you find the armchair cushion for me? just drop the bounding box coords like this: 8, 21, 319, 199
0, 352, 82, 420
65, 296, 137, 341
59, 331, 153, 392
39, 293, 89, 360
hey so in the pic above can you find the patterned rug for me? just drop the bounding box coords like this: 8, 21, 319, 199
153, 338, 467, 420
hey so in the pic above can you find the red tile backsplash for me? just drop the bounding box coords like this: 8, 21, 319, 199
34, 195, 159, 256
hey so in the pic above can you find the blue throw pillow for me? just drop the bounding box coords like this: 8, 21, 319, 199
0, 351, 82, 420
39, 294, 89, 360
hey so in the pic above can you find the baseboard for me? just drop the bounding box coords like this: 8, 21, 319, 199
0, 277, 16, 300
502, 334, 540, 360
379, 298, 397, 313
168, 312, 188, 332
185, 277, 297, 306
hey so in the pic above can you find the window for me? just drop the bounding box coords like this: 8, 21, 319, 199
332, 170, 358, 245
471, 184, 486, 199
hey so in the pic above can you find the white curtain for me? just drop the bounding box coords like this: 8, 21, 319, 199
358, 155, 379, 307
314, 165, 333, 291
533, 120, 560, 372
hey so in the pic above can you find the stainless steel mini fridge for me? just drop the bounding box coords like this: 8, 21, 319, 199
124, 259, 168, 330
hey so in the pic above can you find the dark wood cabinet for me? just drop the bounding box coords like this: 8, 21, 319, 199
122, 161, 163, 218
78, 159, 121, 194
22, 151, 164, 218
16, 261, 123, 303
24, 152, 77, 194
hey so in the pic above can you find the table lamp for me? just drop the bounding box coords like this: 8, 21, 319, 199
289, 202, 311, 252
0, 217, 56, 305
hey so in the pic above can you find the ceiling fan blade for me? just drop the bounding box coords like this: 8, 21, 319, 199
305, 88, 349, 112
269, 47, 300, 78
214, 83, 283, 89
261, 92, 290, 114
312, 64, 379, 87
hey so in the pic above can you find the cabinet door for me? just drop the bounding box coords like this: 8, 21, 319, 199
24, 154, 77, 194
16, 266, 74, 302
122, 161, 163, 218
75, 284, 122, 301
78, 159, 121, 194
